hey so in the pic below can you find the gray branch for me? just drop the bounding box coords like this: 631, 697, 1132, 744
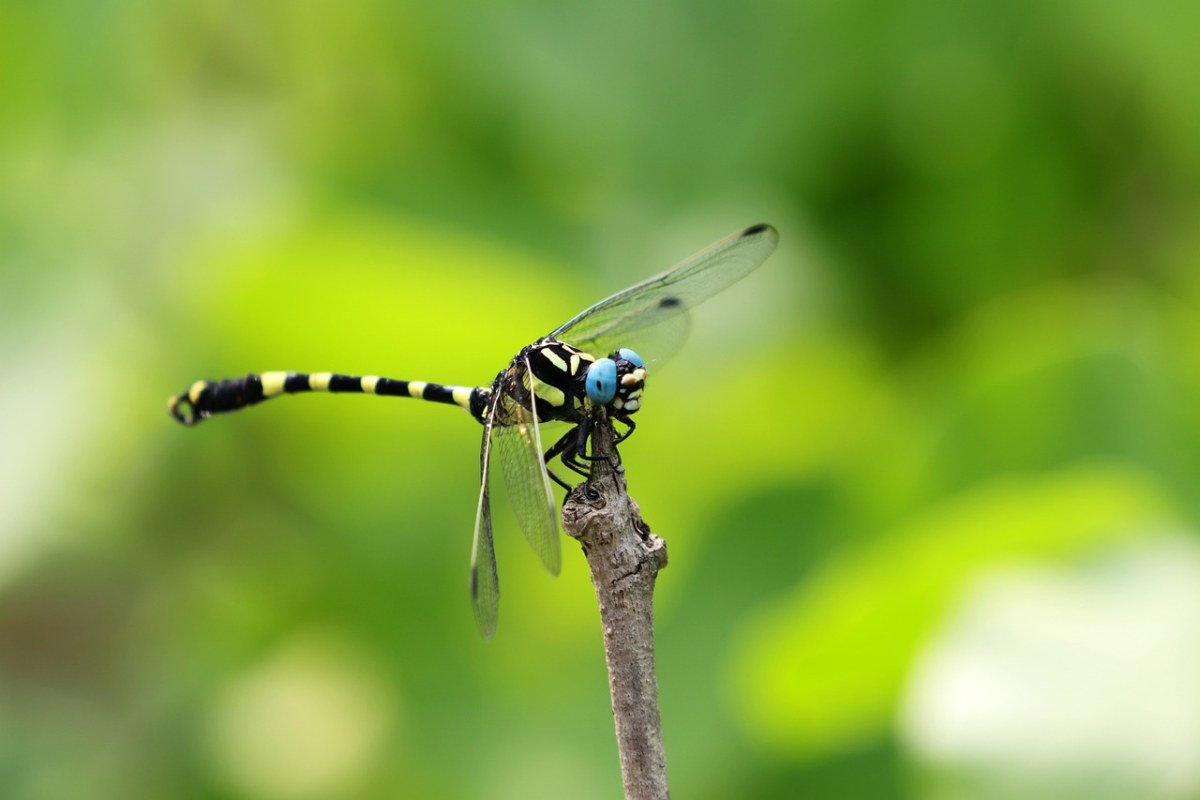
562, 418, 670, 800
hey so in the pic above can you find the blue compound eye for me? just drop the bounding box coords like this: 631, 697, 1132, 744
618, 348, 645, 368
585, 358, 618, 404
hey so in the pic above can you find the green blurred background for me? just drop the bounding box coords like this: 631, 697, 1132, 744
3, 2, 1200, 798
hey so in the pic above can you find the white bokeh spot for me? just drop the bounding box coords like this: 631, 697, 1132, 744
901, 536, 1200, 798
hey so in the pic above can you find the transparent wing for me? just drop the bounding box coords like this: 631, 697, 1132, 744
494, 355, 561, 576
551, 224, 778, 365
469, 393, 501, 639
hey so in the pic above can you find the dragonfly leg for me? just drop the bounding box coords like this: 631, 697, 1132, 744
544, 426, 589, 484
560, 445, 593, 479
568, 416, 624, 474
573, 416, 627, 472
546, 467, 573, 491
544, 417, 630, 480
557, 419, 598, 479
576, 446, 622, 471
612, 417, 636, 444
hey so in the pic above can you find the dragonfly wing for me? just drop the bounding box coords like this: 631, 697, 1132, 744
551, 224, 778, 364
494, 354, 561, 575
469, 392, 502, 638
580, 307, 691, 369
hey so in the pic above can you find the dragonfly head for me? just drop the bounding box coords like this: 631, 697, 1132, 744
585, 348, 646, 416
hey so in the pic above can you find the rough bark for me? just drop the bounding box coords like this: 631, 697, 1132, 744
562, 419, 670, 800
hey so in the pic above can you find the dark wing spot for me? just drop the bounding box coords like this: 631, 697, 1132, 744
658, 296, 682, 308
742, 223, 770, 236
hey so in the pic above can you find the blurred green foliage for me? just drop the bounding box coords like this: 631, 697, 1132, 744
1, 1, 1198, 798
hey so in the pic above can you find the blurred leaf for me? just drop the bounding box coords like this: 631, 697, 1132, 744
728, 463, 1173, 758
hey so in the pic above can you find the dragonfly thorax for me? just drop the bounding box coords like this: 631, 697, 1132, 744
505, 339, 597, 424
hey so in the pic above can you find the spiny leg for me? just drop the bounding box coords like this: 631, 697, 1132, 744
533, 417, 636, 488
560, 417, 598, 477
612, 417, 636, 444
570, 416, 632, 472
543, 426, 587, 487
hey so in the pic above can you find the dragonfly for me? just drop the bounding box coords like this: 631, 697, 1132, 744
168, 223, 778, 636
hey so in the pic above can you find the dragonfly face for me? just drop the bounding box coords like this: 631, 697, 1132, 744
584, 348, 646, 416
167, 223, 779, 637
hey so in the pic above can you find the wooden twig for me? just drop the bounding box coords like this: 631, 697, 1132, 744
562, 418, 670, 800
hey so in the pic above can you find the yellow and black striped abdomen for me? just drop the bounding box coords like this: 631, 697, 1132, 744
168, 371, 485, 426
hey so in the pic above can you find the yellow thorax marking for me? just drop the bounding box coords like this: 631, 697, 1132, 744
541, 349, 568, 371
533, 380, 565, 407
